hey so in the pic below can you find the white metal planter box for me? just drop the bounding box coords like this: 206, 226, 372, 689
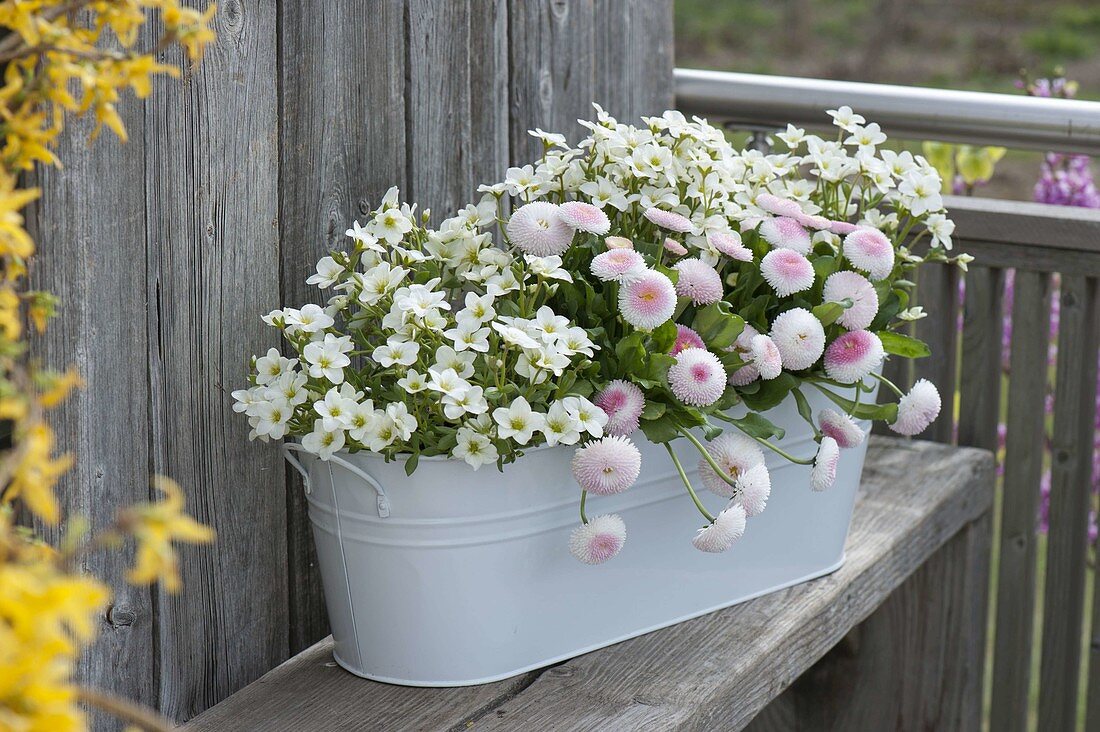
285, 384, 875, 687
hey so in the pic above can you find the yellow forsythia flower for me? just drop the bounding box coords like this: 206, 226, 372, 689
122, 477, 216, 592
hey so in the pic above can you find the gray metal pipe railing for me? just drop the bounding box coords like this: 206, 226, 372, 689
674, 68, 1100, 156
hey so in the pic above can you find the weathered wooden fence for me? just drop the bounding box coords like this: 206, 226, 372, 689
28, 1, 672, 726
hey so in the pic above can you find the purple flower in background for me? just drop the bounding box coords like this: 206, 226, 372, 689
1020, 73, 1100, 210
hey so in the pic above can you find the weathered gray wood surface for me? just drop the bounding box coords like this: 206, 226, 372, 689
913, 262, 960, 444
184, 439, 994, 732
957, 266, 1004, 453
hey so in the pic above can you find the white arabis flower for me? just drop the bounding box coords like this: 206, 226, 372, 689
254, 348, 297, 386
826, 105, 866, 131
315, 389, 355, 431
306, 256, 344, 289
426, 367, 470, 400
563, 396, 609, 438
443, 385, 488, 421
433, 346, 476, 378
288, 303, 335, 333
368, 207, 414, 244
525, 254, 573, 282
302, 420, 346, 461
444, 321, 491, 353
303, 334, 353, 384
492, 321, 541, 349
457, 292, 496, 324
925, 213, 955, 250
542, 400, 582, 446
372, 338, 419, 368
493, 397, 546, 445
254, 399, 292, 440
397, 369, 428, 393
453, 426, 498, 470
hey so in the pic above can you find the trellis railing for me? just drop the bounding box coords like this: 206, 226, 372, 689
675, 68, 1100, 732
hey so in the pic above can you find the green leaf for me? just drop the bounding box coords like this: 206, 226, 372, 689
615, 332, 646, 368
404, 452, 420, 476
650, 320, 678, 354
812, 300, 849, 327
815, 386, 899, 422
640, 400, 666, 421
640, 415, 679, 444
642, 353, 677, 383
877, 330, 931, 358
740, 372, 798, 412
691, 302, 745, 350
701, 420, 723, 441
727, 413, 786, 440
792, 388, 814, 426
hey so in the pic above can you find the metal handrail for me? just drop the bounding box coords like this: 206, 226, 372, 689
674, 68, 1100, 155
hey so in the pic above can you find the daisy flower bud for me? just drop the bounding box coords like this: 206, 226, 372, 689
591, 248, 646, 282
750, 334, 783, 380
823, 330, 885, 383
890, 378, 942, 436
558, 200, 610, 235
618, 270, 676, 331
823, 270, 879, 331
672, 324, 706, 356
770, 307, 826, 371
571, 436, 642, 495
697, 433, 765, 498
818, 408, 866, 449
569, 514, 626, 564
692, 505, 747, 553
707, 230, 753, 262
668, 347, 727, 407
663, 237, 688, 256
843, 227, 895, 280
594, 379, 646, 437
506, 201, 575, 256
760, 249, 815, 297
759, 216, 812, 254
811, 436, 840, 492
673, 258, 723, 305
644, 207, 695, 233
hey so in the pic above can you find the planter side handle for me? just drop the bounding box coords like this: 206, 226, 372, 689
281, 443, 391, 518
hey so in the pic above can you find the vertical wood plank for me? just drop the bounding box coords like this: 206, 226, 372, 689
594, 0, 675, 119
508, 0, 597, 164
143, 0, 287, 721
913, 262, 961, 444
277, 0, 407, 655
25, 101, 156, 731
989, 269, 1053, 732
957, 266, 1005, 452
1037, 275, 1099, 731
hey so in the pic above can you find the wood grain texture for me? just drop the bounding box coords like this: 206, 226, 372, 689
957, 266, 1004, 453
183, 439, 994, 732
25, 98, 155, 732
277, 0, 407, 654
142, 0, 287, 722
988, 269, 1053, 732
594, 0, 675, 119
1037, 275, 1100, 731
913, 262, 960, 444
747, 511, 991, 732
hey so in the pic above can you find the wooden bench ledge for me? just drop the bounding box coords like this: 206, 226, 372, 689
184, 438, 994, 731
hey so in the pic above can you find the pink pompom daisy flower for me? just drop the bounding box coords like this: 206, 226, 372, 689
571, 435, 642, 495
707, 230, 753, 262
663, 238, 688, 256
750, 334, 783, 380
595, 379, 646, 437
843, 227, 895, 280
697, 433, 765, 498
811, 436, 840, 492
759, 216, 812, 254
558, 200, 610, 235
668, 347, 727, 407
756, 193, 803, 218
823, 270, 879, 331
760, 249, 815, 297
829, 220, 859, 235
644, 207, 694, 233
673, 258, 723, 305
605, 236, 633, 249
692, 505, 747, 553
793, 211, 832, 231
727, 323, 761, 386
735, 463, 772, 516
819, 408, 866, 449
569, 514, 626, 564
672, 324, 706, 356
770, 308, 826, 371
506, 201, 575, 256
618, 270, 676, 331
591, 248, 646, 282
890, 378, 941, 436
823, 329, 885, 383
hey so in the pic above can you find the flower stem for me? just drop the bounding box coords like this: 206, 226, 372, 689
712, 413, 815, 465
871, 370, 906, 398
76, 686, 173, 732
675, 425, 737, 488
579, 490, 589, 524
665, 443, 715, 523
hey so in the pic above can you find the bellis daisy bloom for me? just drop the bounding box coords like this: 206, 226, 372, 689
750, 334, 783, 380
823, 329, 885, 383
569, 514, 626, 564
591, 248, 646, 282
663, 237, 688, 256
692, 505, 747, 553
759, 216, 812, 254
507, 201, 575, 256
558, 200, 611, 234
673, 258, 723, 305
818, 408, 866, 449
793, 211, 832, 231
843, 227, 895, 280
644, 207, 695, 233
811, 436, 840, 491
756, 193, 803, 218
823, 271, 879, 330
770, 308, 826, 371
760, 249, 815, 297
727, 324, 760, 386
571, 435, 642, 495
594, 379, 645, 437
697, 432, 766, 498
707, 230, 753, 262
605, 236, 633, 249
668, 347, 727, 407
735, 463, 772, 516
672, 324, 706, 356
618, 270, 676, 331
829, 220, 859, 235
891, 378, 942, 436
